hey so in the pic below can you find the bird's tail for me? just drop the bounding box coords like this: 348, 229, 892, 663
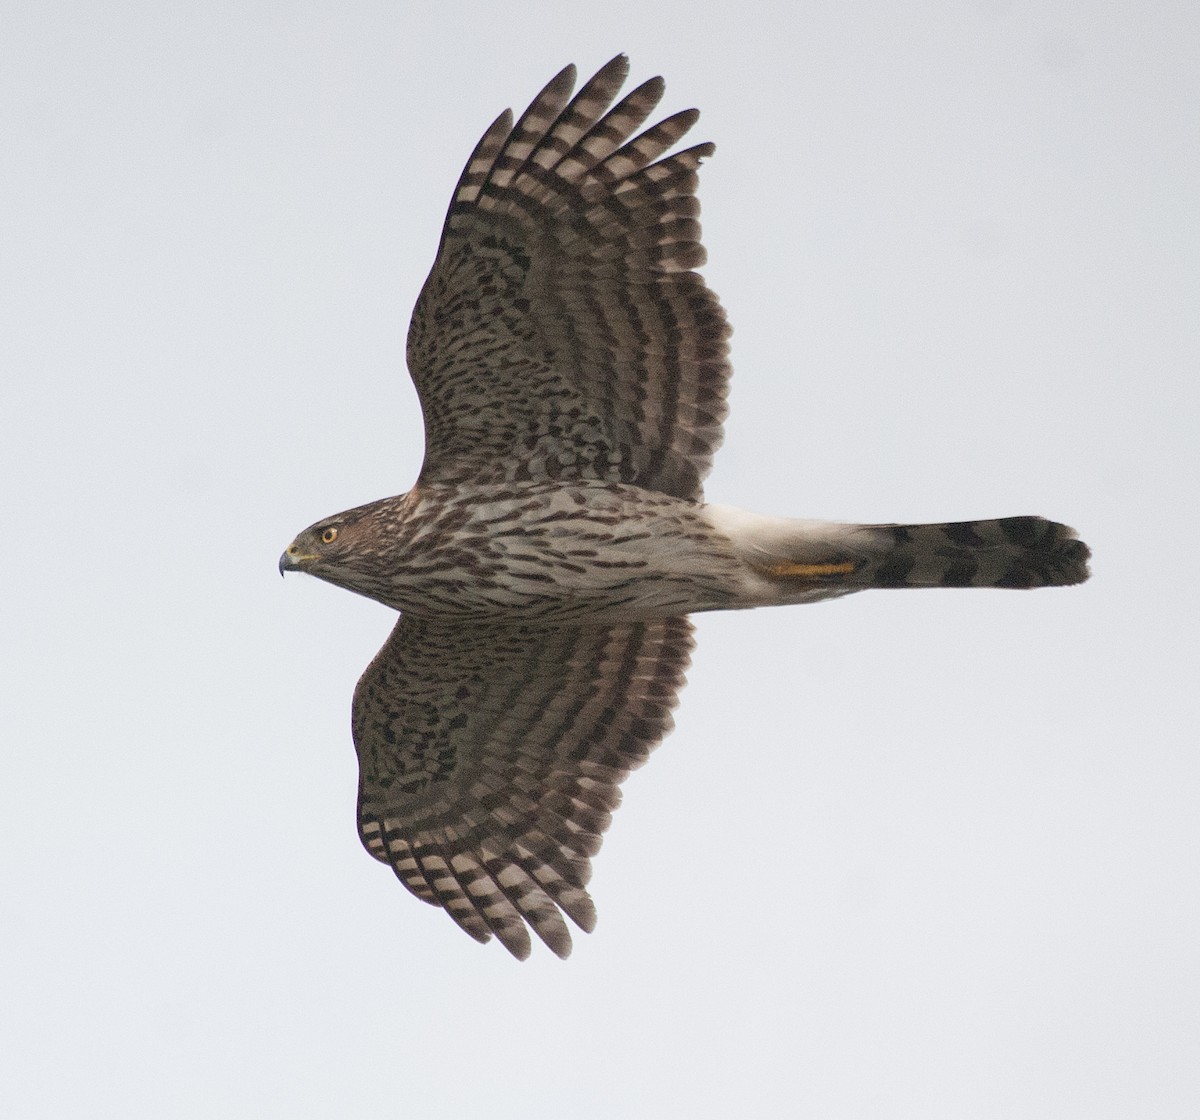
848, 516, 1091, 589
711, 508, 1091, 601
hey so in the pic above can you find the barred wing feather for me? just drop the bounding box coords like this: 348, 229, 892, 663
352, 614, 694, 958
407, 55, 731, 502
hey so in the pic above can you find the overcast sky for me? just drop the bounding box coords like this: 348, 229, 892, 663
3, 3, 1197, 1117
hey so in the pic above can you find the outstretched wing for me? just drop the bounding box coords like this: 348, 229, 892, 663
352, 614, 694, 958
406, 55, 731, 502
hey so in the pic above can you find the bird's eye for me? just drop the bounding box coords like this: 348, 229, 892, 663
321, 527, 338, 544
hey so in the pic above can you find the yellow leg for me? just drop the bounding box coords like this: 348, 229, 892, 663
762, 560, 856, 579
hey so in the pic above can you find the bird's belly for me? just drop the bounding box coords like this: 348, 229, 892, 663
377, 483, 744, 623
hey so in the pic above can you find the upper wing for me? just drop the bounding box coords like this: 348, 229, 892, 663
407, 55, 731, 502
352, 613, 694, 958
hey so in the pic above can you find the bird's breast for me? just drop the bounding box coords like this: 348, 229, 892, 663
371, 480, 743, 623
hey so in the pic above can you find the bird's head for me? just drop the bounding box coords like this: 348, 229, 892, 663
278, 517, 351, 576
279, 496, 406, 599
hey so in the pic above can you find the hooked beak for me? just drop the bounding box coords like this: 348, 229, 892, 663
278, 546, 316, 577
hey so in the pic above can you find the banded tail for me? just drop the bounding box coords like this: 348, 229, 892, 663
709, 508, 1091, 606
854, 516, 1091, 589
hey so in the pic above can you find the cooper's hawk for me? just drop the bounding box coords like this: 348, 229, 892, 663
280, 56, 1090, 959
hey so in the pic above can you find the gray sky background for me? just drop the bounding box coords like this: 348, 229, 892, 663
3, 3, 1197, 1117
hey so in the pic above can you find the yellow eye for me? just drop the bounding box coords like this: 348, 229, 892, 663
321, 527, 338, 544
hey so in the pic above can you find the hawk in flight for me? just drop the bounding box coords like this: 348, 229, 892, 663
281, 56, 1090, 959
